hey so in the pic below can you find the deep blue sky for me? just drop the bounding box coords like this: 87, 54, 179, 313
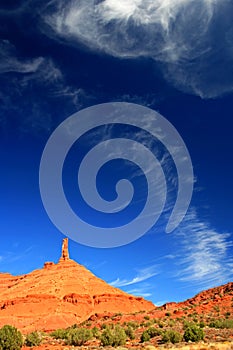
0, 0, 233, 305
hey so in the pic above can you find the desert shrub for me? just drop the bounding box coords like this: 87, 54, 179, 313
144, 315, 150, 320
100, 325, 126, 347
0, 325, 23, 350
127, 321, 139, 329
25, 331, 42, 347
69, 323, 78, 329
111, 325, 126, 346
66, 328, 92, 346
183, 323, 204, 342
144, 320, 154, 327
199, 320, 205, 328
91, 326, 100, 338
124, 326, 135, 340
213, 305, 220, 312
140, 327, 161, 342
50, 328, 69, 339
161, 329, 182, 344
168, 319, 176, 327
223, 319, 233, 328
140, 330, 151, 342
147, 327, 161, 337
101, 323, 108, 330
209, 319, 233, 329
100, 327, 113, 346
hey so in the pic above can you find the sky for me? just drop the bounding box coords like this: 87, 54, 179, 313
0, 0, 233, 305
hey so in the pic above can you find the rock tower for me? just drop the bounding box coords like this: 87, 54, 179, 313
0, 237, 155, 332
60, 237, 69, 262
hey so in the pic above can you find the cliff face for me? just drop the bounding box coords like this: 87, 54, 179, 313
0, 239, 154, 332
147, 281, 233, 320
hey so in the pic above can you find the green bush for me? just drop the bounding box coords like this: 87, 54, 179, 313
50, 328, 69, 339
209, 319, 233, 329
100, 327, 113, 346
147, 327, 161, 337
183, 323, 204, 342
66, 328, 92, 346
168, 319, 176, 327
25, 331, 42, 347
0, 325, 23, 350
68, 323, 78, 329
161, 329, 182, 344
100, 325, 126, 347
140, 330, 151, 342
126, 321, 139, 330
92, 326, 100, 338
144, 320, 154, 327
124, 326, 135, 340
199, 320, 205, 328
140, 327, 161, 342
101, 323, 108, 330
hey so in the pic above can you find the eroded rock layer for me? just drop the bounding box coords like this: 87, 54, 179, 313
0, 239, 154, 332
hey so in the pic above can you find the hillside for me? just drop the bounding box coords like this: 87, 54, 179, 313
0, 239, 154, 332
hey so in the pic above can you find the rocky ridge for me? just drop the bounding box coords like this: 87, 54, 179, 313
0, 239, 154, 332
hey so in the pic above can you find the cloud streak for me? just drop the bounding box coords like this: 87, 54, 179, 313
175, 209, 233, 288
0, 40, 44, 74
43, 0, 233, 98
110, 264, 159, 287
0, 40, 93, 135
126, 288, 152, 298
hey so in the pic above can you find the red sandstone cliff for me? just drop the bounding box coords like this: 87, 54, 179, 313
0, 238, 154, 332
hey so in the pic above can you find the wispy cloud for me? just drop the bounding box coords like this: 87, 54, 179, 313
0, 39, 91, 135
0, 40, 44, 74
175, 209, 233, 288
154, 300, 169, 306
0, 246, 34, 267
126, 288, 152, 298
43, 0, 233, 98
110, 264, 159, 287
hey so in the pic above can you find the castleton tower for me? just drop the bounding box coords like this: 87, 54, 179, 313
59, 237, 70, 262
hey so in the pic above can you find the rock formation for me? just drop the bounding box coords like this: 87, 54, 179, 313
59, 238, 69, 262
0, 238, 154, 332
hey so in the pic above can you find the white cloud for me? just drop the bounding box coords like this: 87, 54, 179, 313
110, 264, 159, 287
126, 288, 152, 298
43, 0, 233, 98
154, 300, 168, 306
175, 209, 233, 288
0, 40, 44, 74
0, 43, 66, 134
0, 246, 34, 267
0, 39, 93, 110
0, 39, 64, 86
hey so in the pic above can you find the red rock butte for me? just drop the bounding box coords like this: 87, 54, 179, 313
0, 238, 154, 332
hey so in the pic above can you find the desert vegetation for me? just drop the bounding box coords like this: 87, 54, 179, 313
0, 311, 233, 349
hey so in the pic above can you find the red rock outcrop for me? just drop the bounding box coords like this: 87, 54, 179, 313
59, 238, 69, 262
0, 239, 154, 332
146, 281, 233, 320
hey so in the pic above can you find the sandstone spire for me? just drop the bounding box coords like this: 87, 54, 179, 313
60, 238, 69, 262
